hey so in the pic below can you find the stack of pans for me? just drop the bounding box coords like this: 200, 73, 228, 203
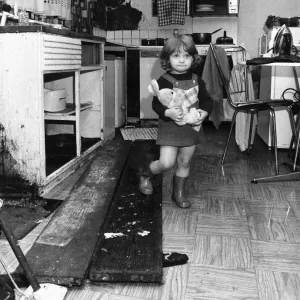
141, 38, 166, 46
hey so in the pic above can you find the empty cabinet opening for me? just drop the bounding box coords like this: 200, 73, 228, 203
44, 71, 102, 176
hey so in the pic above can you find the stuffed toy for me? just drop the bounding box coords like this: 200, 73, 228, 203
148, 79, 202, 131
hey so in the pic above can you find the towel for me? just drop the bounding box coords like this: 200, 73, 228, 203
202, 46, 230, 129
231, 48, 257, 152
157, 0, 185, 27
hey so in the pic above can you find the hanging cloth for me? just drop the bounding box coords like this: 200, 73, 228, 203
230, 48, 257, 152
202, 46, 230, 129
157, 0, 185, 27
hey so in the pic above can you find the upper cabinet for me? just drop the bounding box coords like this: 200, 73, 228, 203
153, 0, 239, 17
191, 0, 239, 16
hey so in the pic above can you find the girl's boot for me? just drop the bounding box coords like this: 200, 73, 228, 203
172, 175, 191, 208
139, 163, 154, 195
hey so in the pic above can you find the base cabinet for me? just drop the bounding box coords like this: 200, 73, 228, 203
0, 28, 106, 193
257, 65, 298, 149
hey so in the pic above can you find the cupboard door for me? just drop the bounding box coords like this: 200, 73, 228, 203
103, 60, 116, 140
43, 35, 82, 71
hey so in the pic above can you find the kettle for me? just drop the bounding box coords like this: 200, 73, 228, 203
216, 31, 234, 44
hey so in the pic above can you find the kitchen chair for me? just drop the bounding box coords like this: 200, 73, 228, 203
209, 43, 296, 179
287, 67, 300, 171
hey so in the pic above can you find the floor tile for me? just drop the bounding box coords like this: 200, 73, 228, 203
196, 214, 250, 237
186, 265, 259, 300
192, 234, 253, 269
162, 208, 198, 234
198, 196, 246, 217
162, 233, 195, 258
252, 240, 300, 272
256, 269, 300, 300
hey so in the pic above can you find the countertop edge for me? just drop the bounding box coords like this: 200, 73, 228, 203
0, 25, 106, 42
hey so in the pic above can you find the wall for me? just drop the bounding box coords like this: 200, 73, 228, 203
238, 0, 300, 58
107, 0, 238, 45
107, 0, 300, 56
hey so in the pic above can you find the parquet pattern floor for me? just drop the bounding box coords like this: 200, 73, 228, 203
1, 122, 300, 300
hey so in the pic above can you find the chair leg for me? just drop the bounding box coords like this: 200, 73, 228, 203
251, 107, 299, 184
292, 120, 300, 172
247, 111, 255, 155
221, 110, 238, 165
288, 110, 300, 158
269, 108, 279, 175
286, 106, 298, 171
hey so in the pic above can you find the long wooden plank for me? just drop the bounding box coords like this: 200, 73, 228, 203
89, 140, 163, 283
14, 139, 132, 286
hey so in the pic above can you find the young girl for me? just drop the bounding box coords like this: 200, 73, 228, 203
139, 34, 213, 208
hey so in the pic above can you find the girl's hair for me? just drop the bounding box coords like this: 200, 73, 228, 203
160, 34, 202, 71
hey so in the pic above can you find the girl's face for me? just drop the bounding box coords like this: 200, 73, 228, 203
169, 47, 193, 74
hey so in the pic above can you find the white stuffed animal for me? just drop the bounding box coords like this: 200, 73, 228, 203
148, 79, 202, 131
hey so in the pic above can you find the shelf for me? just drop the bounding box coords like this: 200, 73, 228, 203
44, 102, 93, 120
191, 6, 230, 16
190, 0, 238, 17
81, 64, 104, 72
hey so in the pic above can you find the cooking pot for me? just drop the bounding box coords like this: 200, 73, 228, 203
44, 88, 67, 112
216, 31, 234, 44
156, 38, 165, 46
192, 28, 222, 44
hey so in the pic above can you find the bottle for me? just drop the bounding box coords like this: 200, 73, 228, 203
14, 2, 18, 17
173, 29, 178, 37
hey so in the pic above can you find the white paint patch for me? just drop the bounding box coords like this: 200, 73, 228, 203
137, 230, 150, 236
104, 232, 126, 239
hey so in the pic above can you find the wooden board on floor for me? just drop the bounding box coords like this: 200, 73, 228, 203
89, 140, 163, 283
14, 139, 132, 286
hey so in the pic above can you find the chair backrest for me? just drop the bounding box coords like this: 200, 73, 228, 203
209, 43, 247, 109
293, 67, 300, 92
292, 67, 300, 102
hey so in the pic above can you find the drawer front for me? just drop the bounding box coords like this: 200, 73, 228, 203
43, 35, 82, 71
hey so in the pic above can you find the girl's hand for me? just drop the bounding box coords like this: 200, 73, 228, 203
165, 107, 183, 122
193, 109, 208, 126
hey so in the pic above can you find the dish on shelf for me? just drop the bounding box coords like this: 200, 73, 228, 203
44, 88, 67, 112
195, 4, 215, 12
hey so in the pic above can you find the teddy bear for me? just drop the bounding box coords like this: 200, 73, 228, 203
148, 79, 202, 131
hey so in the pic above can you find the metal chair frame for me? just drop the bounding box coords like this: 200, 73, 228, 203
287, 67, 300, 171
209, 43, 296, 180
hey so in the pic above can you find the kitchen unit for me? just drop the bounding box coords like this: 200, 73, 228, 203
104, 53, 126, 137
257, 64, 300, 149
190, 0, 239, 16
152, 0, 239, 16
139, 47, 164, 120
0, 26, 106, 194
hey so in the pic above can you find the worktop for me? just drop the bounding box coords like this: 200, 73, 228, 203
0, 25, 105, 42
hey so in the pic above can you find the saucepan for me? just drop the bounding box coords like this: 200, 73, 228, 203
216, 31, 234, 44
192, 28, 222, 44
